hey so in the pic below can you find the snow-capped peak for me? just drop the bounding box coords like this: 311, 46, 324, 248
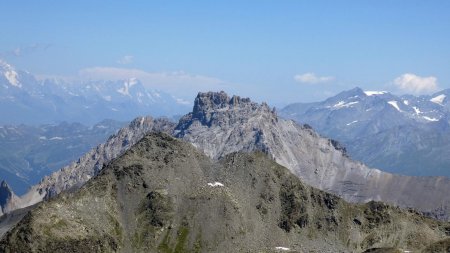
0, 59, 21, 88
364, 90, 387, 96
430, 94, 446, 106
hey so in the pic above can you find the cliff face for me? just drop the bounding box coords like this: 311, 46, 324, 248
0, 133, 448, 253
0, 181, 20, 216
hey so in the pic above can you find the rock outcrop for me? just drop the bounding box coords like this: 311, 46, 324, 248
0, 181, 20, 216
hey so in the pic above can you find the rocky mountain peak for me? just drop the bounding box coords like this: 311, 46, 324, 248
192, 91, 263, 113
326, 87, 365, 101
186, 91, 273, 128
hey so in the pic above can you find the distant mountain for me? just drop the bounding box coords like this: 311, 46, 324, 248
4, 92, 449, 223
1, 133, 448, 252
281, 87, 450, 177
0, 59, 190, 125
0, 120, 125, 195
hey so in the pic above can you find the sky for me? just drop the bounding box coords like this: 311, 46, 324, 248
1, 1, 450, 106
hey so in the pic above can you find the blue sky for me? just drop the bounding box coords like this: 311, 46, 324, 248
1, 1, 450, 106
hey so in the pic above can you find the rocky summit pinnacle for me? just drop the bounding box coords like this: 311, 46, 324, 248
189, 91, 271, 127
0, 181, 19, 216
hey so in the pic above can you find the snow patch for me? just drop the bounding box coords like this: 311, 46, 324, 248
346, 120, 358, 126
412, 106, 421, 114
423, 116, 439, 122
4, 70, 20, 87
403, 100, 409, 105
364, 91, 387, 96
330, 101, 359, 109
39, 136, 47, 140
0, 60, 21, 88
275, 247, 291, 251
207, 182, 224, 187
430, 94, 446, 105
117, 77, 138, 97
387, 101, 402, 112
50, 137, 63, 140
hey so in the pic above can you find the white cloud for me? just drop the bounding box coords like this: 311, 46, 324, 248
116, 55, 133, 65
77, 66, 230, 98
294, 73, 334, 84
393, 73, 439, 95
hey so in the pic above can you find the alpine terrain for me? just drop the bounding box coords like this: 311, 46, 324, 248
0, 133, 449, 252
1, 92, 449, 224
281, 87, 450, 177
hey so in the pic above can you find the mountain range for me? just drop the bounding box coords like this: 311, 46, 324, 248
281, 87, 450, 177
0, 120, 125, 195
1, 91, 449, 224
0, 59, 190, 125
1, 133, 449, 252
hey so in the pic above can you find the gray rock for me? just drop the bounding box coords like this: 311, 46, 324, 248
0, 133, 448, 252
4, 91, 450, 224
175, 92, 450, 220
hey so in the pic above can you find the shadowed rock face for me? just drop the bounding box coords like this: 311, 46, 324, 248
0, 181, 19, 216
0, 133, 448, 252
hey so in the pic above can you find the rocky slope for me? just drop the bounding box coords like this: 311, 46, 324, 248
175, 91, 450, 220
0, 133, 448, 252
6, 116, 175, 211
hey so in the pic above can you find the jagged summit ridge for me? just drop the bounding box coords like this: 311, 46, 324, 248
175, 91, 276, 159
189, 91, 272, 127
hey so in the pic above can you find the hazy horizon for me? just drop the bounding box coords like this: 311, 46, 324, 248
2, 1, 450, 107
